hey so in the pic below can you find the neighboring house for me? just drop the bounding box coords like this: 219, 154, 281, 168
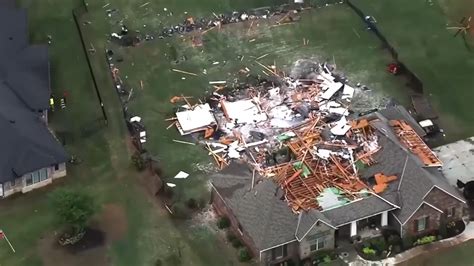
211, 106, 469, 265
0, 4, 68, 198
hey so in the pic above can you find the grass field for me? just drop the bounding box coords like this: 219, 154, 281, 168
354, 0, 474, 141
1, 0, 473, 265
91, 1, 412, 207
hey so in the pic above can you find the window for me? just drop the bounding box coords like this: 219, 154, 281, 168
39, 168, 48, 181
54, 164, 59, 171
25, 169, 49, 186
417, 216, 428, 232
272, 244, 287, 260
310, 237, 325, 252
447, 207, 456, 217
25, 175, 33, 186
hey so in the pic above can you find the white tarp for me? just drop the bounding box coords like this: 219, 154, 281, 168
176, 103, 216, 135
223, 100, 267, 124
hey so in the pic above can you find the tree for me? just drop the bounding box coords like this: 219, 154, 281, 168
50, 188, 97, 235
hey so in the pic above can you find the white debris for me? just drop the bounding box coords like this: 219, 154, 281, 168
342, 84, 355, 100
222, 100, 267, 124
321, 82, 344, 100
175, 103, 216, 135
130, 116, 142, 122
330, 116, 351, 136
174, 171, 189, 179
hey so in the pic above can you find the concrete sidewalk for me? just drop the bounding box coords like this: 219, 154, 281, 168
346, 223, 474, 266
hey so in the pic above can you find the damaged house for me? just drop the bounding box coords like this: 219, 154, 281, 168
0, 5, 68, 198
210, 107, 468, 265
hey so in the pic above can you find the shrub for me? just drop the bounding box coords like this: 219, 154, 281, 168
387, 234, 401, 246
232, 238, 243, 248
362, 247, 376, 255
217, 217, 230, 229
50, 188, 97, 236
238, 247, 252, 262
186, 198, 198, 209
171, 202, 191, 219
414, 235, 436, 246
402, 236, 415, 249
226, 231, 237, 242
370, 237, 387, 252
131, 152, 146, 171
323, 255, 332, 263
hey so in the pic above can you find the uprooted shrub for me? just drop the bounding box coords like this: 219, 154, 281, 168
217, 216, 231, 229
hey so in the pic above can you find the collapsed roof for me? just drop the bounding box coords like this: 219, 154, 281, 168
211, 107, 465, 250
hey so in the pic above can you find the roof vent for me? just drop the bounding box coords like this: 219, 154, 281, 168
9, 120, 15, 124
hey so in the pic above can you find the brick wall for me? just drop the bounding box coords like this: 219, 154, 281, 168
403, 203, 441, 236
211, 188, 260, 258
403, 187, 467, 236
424, 187, 468, 222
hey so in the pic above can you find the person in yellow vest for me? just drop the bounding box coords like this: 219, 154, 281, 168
49, 96, 55, 112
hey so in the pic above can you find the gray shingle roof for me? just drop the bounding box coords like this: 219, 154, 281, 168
378, 105, 426, 137
0, 6, 68, 183
361, 109, 465, 224
212, 163, 298, 251
0, 6, 50, 110
212, 164, 298, 250
322, 196, 395, 226
295, 210, 334, 241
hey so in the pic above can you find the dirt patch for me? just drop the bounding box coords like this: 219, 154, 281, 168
38, 231, 109, 266
96, 203, 128, 242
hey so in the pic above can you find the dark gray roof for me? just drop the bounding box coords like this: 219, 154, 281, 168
378, 105, 426, 137
0, 6, 68, 183
322, 196, 395, 226
295, 210, 334, 241
212, 163, 298, 251
361, 111, 465, 224
0, 6, 50, 110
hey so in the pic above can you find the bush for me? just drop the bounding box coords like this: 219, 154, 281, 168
226, 231, 237, 242
50, 188, 97, 235
232, 238, 243, 248
238, 247, 252, 262
414, 235, 436, 246
370, 237, 387, 252
217, 217, 230, 229
171, 202, 191, 219
362, 247, 376, 255
186, 198, 198, 209
387, 234, 401, 246
402, 236, 415, 249
323, 255, 332, 263
131, 152, 146, 171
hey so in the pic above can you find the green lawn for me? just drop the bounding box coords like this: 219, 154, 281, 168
353, 0, 474, 141
92, 1, 412, 207
2, 0, 473, 265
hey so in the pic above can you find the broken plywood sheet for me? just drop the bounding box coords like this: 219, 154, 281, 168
176, 103, 216, 135
222, 99, 267, 124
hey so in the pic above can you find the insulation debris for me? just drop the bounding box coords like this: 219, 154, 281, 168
168, 61, 433, 213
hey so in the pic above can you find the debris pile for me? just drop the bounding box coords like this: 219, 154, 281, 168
166, 62, 398, 212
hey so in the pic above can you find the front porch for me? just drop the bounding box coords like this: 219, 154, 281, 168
335, 210, 388, 245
